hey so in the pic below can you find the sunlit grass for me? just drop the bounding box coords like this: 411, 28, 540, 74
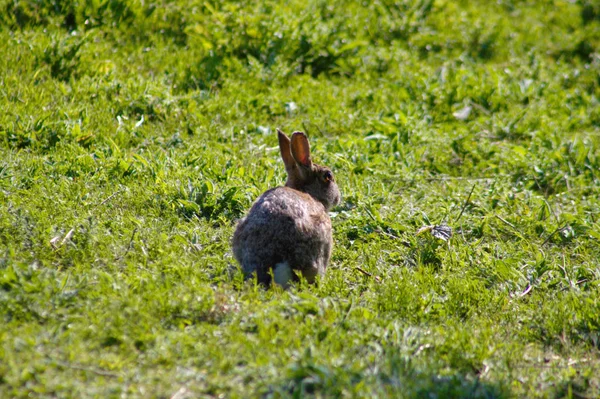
1, 0, 600, 397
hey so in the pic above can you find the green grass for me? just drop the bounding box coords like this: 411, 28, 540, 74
1, 0, 600, 397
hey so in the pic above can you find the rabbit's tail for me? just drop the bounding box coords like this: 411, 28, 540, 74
242, 260, 294, 287
273, 262, 293, 288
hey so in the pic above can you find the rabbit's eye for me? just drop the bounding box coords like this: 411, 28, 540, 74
322, 171, 333, 183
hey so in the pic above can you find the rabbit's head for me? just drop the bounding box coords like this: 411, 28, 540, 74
277, 129, 341, 211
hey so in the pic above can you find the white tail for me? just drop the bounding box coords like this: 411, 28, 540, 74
273, 262, 293, 288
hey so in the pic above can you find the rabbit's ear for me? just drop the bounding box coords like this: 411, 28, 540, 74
291, 132, 312, 168
277, 129, 295, 172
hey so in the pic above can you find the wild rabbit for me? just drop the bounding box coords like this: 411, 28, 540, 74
232, 129, 341, 287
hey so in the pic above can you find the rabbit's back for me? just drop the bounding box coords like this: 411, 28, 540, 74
232, 187, 332, 284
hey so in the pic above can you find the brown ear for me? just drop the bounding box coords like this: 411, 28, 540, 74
277, 129, 295, 171
291, 131, 312, 168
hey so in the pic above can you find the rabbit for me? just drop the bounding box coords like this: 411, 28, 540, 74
232, 129, 341, 288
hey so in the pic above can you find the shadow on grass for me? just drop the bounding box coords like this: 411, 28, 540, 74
264, 360, 509, 399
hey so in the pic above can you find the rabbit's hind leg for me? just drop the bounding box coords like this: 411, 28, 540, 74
299, 266, 320, 284
242, 262, 268, 285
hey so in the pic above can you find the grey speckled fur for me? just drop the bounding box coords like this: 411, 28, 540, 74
232, 129, 341, 287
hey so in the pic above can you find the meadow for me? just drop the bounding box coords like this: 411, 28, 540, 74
1, 0, 600, 397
